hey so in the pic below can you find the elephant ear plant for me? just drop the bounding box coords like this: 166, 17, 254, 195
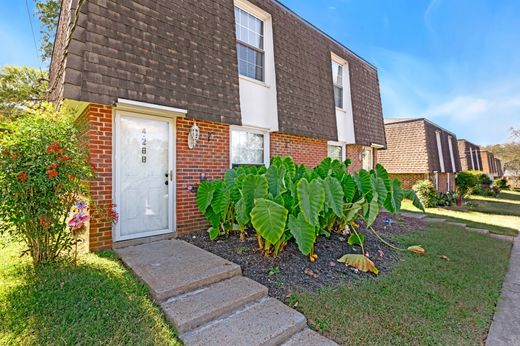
196, 156, 425, 274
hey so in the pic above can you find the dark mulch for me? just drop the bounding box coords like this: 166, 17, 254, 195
181, 213, 425, 301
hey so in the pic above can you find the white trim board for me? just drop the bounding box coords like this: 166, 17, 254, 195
116, 98, 187, 119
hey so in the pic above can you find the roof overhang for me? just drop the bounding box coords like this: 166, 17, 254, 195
116, 98, 188, 118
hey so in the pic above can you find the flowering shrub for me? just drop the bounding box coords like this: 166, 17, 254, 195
0, 104, 92, 265
412, 180, 438, 208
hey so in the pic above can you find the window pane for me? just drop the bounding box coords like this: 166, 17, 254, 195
237, 43, 264, 81
332, 61, 343, 86
231, 130, 265, 165
362, 147, 373, 170
334, 86, 343, 108
234, 7, 263, 49
328, 145, 343, 162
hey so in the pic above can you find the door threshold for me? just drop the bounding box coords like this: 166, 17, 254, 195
113, 232, 177, 250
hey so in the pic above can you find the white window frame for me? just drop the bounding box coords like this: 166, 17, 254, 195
229, 125, 270, 168
361, 146, 374, 171
448, 136, 456, 173
234, 0, 270, 83
331, 53, 350, 112
327, 141, 346, 161
475, 149, 481, 171
435, 131, 445, 173
469, 146, 475, 170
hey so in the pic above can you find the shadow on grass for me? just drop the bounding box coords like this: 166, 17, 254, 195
497, 190, 520, 202
0, 248, 180, 345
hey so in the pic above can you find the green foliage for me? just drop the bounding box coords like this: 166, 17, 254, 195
35, 0, 61, 61
0, 66, 48, 121
412, 180, 438, 208
495, 177, 510, 190
196, 157, 423, 258
455, 171, 479, 197
0, 104, 92, 265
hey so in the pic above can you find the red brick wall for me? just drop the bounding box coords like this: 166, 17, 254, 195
270, 132, 327, 167
176, 118, 230, 235
76, 104, 113, 251
389, 173, 427, 189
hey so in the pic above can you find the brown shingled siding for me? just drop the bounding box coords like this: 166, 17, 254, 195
423, 121, 461, 173
457, 139, 481, 171
377, 120, 429, 173
49, 0, 386, 146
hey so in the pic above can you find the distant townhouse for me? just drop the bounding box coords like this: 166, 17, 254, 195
480, 150, 501, 178
49, 0, 387, 251
457, 139, 482, 171
377, 118, 461, 192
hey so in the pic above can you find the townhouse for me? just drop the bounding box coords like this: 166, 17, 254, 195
480, 150, 501, 178
457, 139, 482, 171
49, 0, 387, 250
377, 118, 461, 192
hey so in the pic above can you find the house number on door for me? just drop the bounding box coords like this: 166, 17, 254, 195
141, 128, 147, 163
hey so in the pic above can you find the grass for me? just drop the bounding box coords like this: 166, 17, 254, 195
400, 190, 520, 236
0, 240, 181, 346
291, 223, 512, 345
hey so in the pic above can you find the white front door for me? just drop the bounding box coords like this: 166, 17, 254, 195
115, 113, 174, 241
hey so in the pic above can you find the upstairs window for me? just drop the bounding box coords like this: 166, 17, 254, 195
332, 60, 344, 108
235, 6, 265, 81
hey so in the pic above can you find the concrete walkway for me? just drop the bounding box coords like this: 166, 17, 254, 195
487, 236, 520, 345
115, 239, 337, 346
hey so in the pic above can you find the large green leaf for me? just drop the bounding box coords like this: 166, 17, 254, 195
235, 198, 249, 228
344, 197, 365, 223
384, 179, 404, 213
323, 176, 345, 217
282, 157, 296, 178
315, 157, 333, 178
342, 174, 356, 203
224, 169, 237, 187
354, 170, 373, 202
365, 193, 380, 227
266, 164, 286, 197
374, 164, 391, 191
212, 184, 230, 216
241, 174, 268, 211
297, 178, 325, 226
404, 189, 425, 212
250, 198, 288, 244
196, 180, 216, 214
371, 176, 388, 205
288, 213, 316, 255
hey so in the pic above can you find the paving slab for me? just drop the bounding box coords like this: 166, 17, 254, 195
487, 236, 520, 345
400, 212, 427, 220
423, 217, 446, 223
282, 328, 339, 346
445, 221, 468, 228
467, 227, 490, 234
489, 234, 515, 243
115, 239, 241, 301
182, 297, 307, 346
162, 276, 268, 333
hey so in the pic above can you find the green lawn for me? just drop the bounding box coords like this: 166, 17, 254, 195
0, 240, 181, 346
291, 223, 512, 345
400, 190, 520, 236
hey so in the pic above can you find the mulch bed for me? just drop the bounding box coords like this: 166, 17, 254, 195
181, 213, 425, 301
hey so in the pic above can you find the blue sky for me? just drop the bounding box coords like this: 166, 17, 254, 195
1, 0, 519, 145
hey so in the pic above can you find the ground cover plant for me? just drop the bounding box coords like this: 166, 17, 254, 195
290, 223, 512, 345
196, 157, 424, 274
0, 238, 181, 345
0, 104, 93, 265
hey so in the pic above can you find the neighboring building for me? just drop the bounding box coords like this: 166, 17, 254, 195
457, 139, 482, 171
49, 0, 387, 250
495, 158, 504, 177
378, 118, 461, 193
480, 150, 500, 178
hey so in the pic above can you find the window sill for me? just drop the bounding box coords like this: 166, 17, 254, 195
335, 107, 347, 113
239, 75, 270, 88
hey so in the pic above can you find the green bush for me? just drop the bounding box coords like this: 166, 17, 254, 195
196, 157, 424, 260
412, 180, 438, 208
455, 172, 479, 197
436, 191, 458, 207
494, 177, 510, 190
0, 104, 93, 265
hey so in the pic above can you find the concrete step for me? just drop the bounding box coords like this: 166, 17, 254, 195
182, 297, 307, 346
489, 234, 515, 242
162, 276, 268, 333
467, 227, 489, 234
115, 239, 241, 301
445, 221, 467, 228
282, 328, 339, 346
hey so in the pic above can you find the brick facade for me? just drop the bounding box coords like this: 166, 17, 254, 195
389, 173, 427, 190
176, 118, 230, 235
270, 132, 327, 167
76, 104, 113, 251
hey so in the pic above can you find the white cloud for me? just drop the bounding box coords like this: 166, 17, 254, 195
427, 96, 489, 121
